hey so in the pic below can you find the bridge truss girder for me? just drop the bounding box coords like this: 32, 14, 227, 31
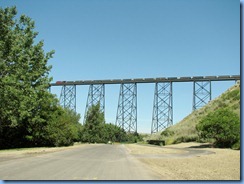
116, 83, 137, 133
84, 84, 105, 124
59, 85, 76, 112
151, 82, 173, 134
193, 81, 212, 111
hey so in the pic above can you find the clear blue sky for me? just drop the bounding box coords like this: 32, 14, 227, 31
1, 0, 240, 134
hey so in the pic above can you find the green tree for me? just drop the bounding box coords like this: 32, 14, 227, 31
100, 123, 127, 143
81, 104, 105, 143
0, 6, 60, 148
45, 108, 82, 146
126, 132, 143, 143
196, 108, 240, 148
80, 104, 128, 143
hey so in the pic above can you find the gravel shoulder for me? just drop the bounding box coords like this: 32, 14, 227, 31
125, 142, 240, 180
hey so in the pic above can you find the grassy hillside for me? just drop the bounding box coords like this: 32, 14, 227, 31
148, 81, 240, 145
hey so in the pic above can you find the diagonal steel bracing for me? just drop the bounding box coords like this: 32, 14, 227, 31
116, 83, 137, 133
193, 81, 211, 111
83, 84, 105, 124
151, 82, 173, 134
51, 75, 239, 133
59, 85, 76, 112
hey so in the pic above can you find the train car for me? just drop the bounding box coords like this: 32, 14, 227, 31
179, 77, 191, 80
192, 76, 204, 80
167, 77, 178, 80
155, 77, 167, 80
56, 81, 66, 84
217, 75, 231, 79
230, 75, 240, 78
204, 76, 217, 79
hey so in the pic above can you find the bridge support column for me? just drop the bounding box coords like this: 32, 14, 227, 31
151, 82, 173, 134
84, 84, 105, 124
59, 85, 76, 112
193, 81, 211, 111
116, 83, 137, 133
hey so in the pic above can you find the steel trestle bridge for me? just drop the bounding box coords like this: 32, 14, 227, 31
50, 75, 240, 134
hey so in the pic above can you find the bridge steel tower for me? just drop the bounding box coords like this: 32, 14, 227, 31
59, 85, 76, 112
192, 81, 211, 111
116, 83, 137, 133
151, 82, 173, 134
83, 84, 105, 124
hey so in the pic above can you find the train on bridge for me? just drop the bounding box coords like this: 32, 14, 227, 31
52, 75, 240, 86
49, 74, 240, 134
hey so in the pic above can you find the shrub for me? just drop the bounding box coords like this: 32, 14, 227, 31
173, 135, 198, 144
45, 107, 82, 147
231, 140, 240, 150
161, 128, 174, 137
126, 132, 143, 143
165, 138, 175, 145
80, 104, 129, 143
196, 108, 240, 149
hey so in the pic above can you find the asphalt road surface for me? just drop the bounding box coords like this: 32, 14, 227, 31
0, 144, 162, 180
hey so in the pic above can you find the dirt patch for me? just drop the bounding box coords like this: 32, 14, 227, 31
0, 143, 85, 162
125, 142, 240, 180
126, 144, 187, 154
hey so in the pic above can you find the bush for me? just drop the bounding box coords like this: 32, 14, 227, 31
161, 128, 174, 137
173, 135, 198, 144
196, 108, 240, 149
80, 104, 128, 143
45, 107, 82, 147
231, 140, 240, 150
126, 132, 143, 143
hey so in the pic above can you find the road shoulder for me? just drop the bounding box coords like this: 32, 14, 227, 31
124, 142, 240, 180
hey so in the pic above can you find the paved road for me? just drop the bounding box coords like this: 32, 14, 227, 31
0, 144, 161, 180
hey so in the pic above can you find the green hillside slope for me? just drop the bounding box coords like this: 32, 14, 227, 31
155, 81, 240, 145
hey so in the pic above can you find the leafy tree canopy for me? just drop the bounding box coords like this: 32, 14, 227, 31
196, 108, 240, 149
81, 104, 140, 143
0, 6, 55, 128
0, 6, 82, 149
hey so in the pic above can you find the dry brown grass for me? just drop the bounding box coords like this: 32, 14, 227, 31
126, 144, 186, 154
0, 143, 84, 157
125, 143, 240, 180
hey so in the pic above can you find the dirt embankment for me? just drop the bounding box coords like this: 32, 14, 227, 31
125, 142, 240, 180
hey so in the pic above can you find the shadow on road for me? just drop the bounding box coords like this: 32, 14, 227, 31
188, 143, 213, 149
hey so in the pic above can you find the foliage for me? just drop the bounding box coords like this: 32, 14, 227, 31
0, 6, 82, 149
161, 128, 174, 137
126, 132, 143, 143
0, 7, 55, 128
81, 104, 105, 143
100, 123, 128, 143
222, 88, 240, 102
80, 104, 141, 143
196, 108, 240, 148
172, 135, 198, 144
45, 108, 82, 147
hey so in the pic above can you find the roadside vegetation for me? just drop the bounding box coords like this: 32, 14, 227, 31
0, 6, 141, 150
149, 82, 240, 149
80, 104, 143, 144
196, 108, 240, 149
0, 6, 83, 149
